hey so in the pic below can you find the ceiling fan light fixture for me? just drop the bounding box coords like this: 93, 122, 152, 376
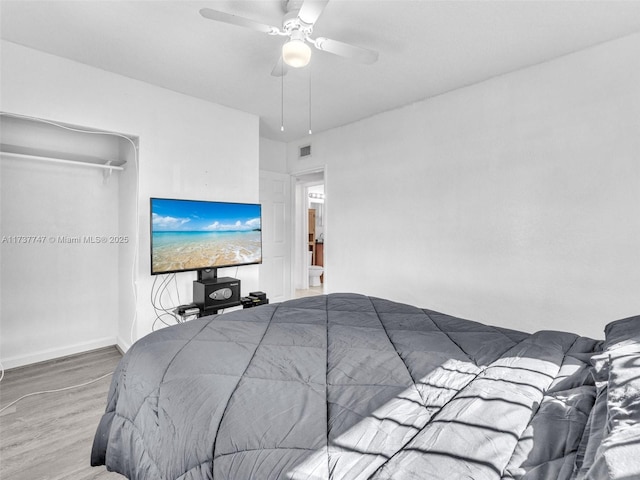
282, 38, 311, 68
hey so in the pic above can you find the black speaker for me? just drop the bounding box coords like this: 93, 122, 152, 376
193, 277, 241, 313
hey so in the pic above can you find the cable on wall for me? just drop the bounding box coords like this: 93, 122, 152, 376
152, 275, 174, 329
151, 273, 187, 331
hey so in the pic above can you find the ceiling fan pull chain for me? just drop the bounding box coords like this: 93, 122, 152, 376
308, 65, 312, 135
281, 59, 285, 132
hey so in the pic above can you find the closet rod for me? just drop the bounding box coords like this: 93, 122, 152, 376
0, 151, 124, 171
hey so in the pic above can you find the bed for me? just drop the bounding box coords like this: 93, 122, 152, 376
91, 293, 640, 479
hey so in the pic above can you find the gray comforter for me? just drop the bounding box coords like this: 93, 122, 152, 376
92, 293, 639, 479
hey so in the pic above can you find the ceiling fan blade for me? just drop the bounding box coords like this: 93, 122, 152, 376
271, 56, 289, 77
297, 0, 330, 25
199, 8, 279, 35
313, 37, 379, 64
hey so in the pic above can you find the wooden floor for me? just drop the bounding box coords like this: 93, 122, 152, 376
0, 346, 125, 479
294, 285, 325, 298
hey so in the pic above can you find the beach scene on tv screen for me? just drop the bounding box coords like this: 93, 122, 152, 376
151, 199, 261, 273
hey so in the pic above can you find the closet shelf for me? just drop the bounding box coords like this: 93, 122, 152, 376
0, 143, 125, 171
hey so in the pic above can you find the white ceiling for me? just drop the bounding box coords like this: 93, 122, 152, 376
2, 0, 640, 143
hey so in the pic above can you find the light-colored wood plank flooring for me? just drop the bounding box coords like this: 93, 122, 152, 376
0, 346, 125, 479
294, 285, 325, 298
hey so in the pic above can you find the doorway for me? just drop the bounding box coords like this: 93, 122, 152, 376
293, 168, 326, 298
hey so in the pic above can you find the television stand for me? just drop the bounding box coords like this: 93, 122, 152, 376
197, 268, 219, 282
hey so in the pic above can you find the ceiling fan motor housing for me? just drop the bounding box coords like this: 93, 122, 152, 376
282, 11, 313, 37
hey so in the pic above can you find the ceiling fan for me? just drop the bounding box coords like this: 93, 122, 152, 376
199, 0, 379, 76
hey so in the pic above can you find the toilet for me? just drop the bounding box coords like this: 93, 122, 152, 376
308, 252, 324, 287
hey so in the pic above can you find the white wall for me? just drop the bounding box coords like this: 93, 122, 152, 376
260, 137, 288, 173
1, 40, 259, 367
288, 33, 640, 340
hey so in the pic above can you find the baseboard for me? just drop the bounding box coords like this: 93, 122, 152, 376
0, 337, 117, 370
116, 335, 132, 355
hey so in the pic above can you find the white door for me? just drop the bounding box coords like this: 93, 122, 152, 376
259, 170, 292, 303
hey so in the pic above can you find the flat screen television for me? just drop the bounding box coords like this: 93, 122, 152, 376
150, 197, 262, 275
